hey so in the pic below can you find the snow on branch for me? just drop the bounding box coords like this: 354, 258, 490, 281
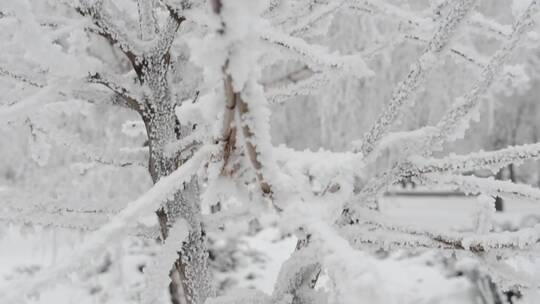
142, 220, 189, 304
265, 39, 391, 104
411, 143, 540, 175
261, 28, 373, 77
404, 35, 488, 68
355, 0, 476, 156
285, 0, 347, 36
422, 173, 540, 203
343, 225, 461, 251
30, 120, 146, 168
0, 205, 113, 231
0, 66, 44, 88
351, 1, 539, 209
137, 0, 159, 41
468, 12, 512, 38
151, 2, 187, 58
344, 207, 540, 254
87, 72, 145, 112
349, 0, 514, 41
265, 71, 329, 104
75, 0, 140, 70
0, 145, 215, 303
432, 1, 539, 145
272, 240, 321, 303
207, 0, 284, 206
348, 0, 432, 27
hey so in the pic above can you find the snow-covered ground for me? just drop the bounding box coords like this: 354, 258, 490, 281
2, 193, 540, 303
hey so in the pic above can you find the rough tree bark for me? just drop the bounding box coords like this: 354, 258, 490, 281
141, 54, 212, 304
78, 2, 212, 303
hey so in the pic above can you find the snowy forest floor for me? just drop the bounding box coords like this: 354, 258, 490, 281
2, 193, 540, 303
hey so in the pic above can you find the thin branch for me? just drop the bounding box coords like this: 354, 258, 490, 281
348, 0, 513, 40
262, 65, 312, 87
404, 34, 486, 68
350, 1, 539, 210
0, 145, 216, 303
137, 0, 159, 41
0, 66, 44, 88
87, 72, 145, 113
345, 208, 540, 254
266, 72, 329, 104
422, 173, 540, 203
356, 0, 477, 156
237, 94, 273, 197
261, 28, 372, 77
411, 143, 540, 175
153, 1, 188, 58
219, 72, 238, 175
75, 1, 141, 74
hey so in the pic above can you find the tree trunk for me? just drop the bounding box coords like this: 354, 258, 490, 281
508, 163, 516, 183
494, 170, 504, 212
147, 123, 212, 304
142, 56, 212, 304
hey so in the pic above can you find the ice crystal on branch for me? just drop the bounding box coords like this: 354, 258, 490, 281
1, 0, 540, 303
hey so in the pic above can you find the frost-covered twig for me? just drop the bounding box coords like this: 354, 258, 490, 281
347, 0, 431, 27
142, 220, 189, 304
266, 71, 329, 104
356, 0, 476, 156
137, 0, 158, 41
0, 145, 215, 303
262, 65, 312, 87
0, 206, 112, 231
411, 143, 540, 175
219, 73, 238, 175
349, 0, 514, 40
345, 207, 540, 253
0, 66, 44, 88
404, 35, 487, 68
211, 0, 278, 201
75, 0, 140, 67
422, 173, 540, 203
272, 237, 322, 303
431, 1, 539, 145
261, 28, 372, 77
286, 0, 348, 36
87, 72, 145, 112
31, 121, 146, 168
151, 2, 186, 58
352, 1, 539, 209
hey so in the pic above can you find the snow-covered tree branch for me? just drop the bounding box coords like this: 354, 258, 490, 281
2, 0, 540, 303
